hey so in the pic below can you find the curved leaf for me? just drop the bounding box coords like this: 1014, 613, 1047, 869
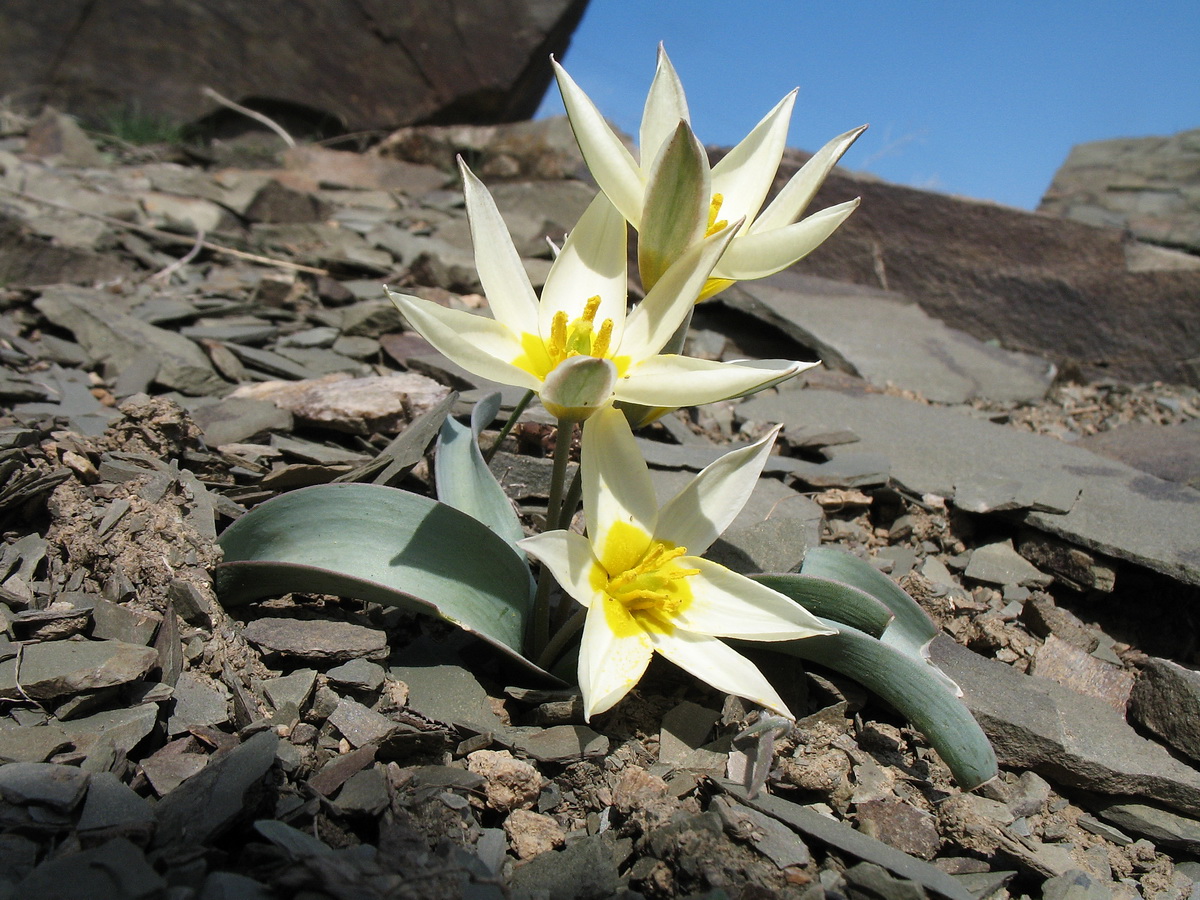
751, 573, 893, 637
216, 483, 548, 676
435, 392, 526, 557
756, 618, 998, 790
801, 547, 961, 695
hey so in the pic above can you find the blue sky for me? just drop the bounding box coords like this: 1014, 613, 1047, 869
536, 1, 1200, 210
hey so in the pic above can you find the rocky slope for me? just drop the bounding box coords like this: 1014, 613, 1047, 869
0, 110, 1199, 899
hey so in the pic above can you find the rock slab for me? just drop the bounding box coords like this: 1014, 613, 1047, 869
721, 272, 1055, 403
0, 0, 590, 132
738, 388, 1200, 587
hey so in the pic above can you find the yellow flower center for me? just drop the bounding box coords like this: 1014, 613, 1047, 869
705, 193, 728, 237
546, 295, 614, 368
597, 537, 699, 636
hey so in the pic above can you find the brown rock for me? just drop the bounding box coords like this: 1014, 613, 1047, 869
375, 118, 589, 181
613, 766, 671, 813
24, 108, 103, 166
1030, 634, 1134, 713
855, 799, 941, 860
0, 0, 589, 133
1020, 595, 1099, 653
773, 148, 1200, 384
504, 808, 565, 860
229, 372, 450, 435
282, 146, 448, 196
466, 749, 541, 813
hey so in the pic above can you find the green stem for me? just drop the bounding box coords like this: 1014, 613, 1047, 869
537, 607, 586, 670
484, 389, 535, 464
530, 417, 574, 656
555, 467, 583, 532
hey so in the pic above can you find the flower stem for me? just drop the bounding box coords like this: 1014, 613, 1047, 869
537, 606, 586, 670
484, 389, 535, 464
531, 417, 574, 656
555, 467, 583, 531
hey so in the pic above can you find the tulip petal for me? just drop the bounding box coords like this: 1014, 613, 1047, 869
518, 530, 598, 610
583, 408, 657, 574
553, 59, 645, 228
712, 199, 860, 281
656, 427, 781, 556
754, 125, 868, 231
710, 91, 795, 227
621, 223, 736, 360
615, 355, 810, 409
651, 630, 792, 718
675, 559, 836, 640
459, 162, 540, 335
639, 120, 711, 292
539, 191, 630, 348
640, 44, 690, 167
386, 289, 540, 391
579, 595, 654, 719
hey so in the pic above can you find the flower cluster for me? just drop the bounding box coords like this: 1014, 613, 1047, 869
388, 46, 865, 719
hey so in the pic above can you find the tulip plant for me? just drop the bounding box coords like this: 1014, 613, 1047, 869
215, 47, 997, 790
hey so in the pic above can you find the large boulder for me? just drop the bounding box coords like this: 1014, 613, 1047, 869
1038, 128, 1200, 255
771, 148, 1200, 385
0, 0, 589, 133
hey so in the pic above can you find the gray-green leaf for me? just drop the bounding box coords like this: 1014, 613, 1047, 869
435, 392, 526, 557
215, 483, 545, 675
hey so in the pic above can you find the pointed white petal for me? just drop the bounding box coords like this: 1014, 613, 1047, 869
656, 426, 781, 556
754, 125, 868, 231
640, 44, 690, 166
620, 222, 736, 360
615, 355, 809, 409
712, 199, 860, 281
582, 407, 656, 574
459, 161, 539, 335
710, 91, 795, 227
578, 595, 654, 719
651, 630, 792, 718
518, 530, 599, 610
553, 59, 645, 227
386, 289, 540, 390
675, 559, 836, 640
539, 191, 629, 348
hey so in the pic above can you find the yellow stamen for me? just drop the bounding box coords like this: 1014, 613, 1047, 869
706, 193, 728, 237
549, 310, 568, 361
544, 295, 617, 368
591, 318, 613, 359
606, 541, 698, 620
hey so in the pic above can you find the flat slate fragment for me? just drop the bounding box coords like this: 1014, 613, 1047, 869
720, 271, 1055, 403
17, 639, 159, 701
719, 780, 972, 900
242, 616, 388, 662
738, 389, 1200, 586
152, 731, 279, 855
931, 636, 1200, 817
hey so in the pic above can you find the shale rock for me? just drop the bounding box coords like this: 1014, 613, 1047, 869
0, 0, 590, 133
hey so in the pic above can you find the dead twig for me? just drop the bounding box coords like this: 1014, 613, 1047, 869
201, 86, 296, 148
149, 228, 206, 284
0, 184, 329, 275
